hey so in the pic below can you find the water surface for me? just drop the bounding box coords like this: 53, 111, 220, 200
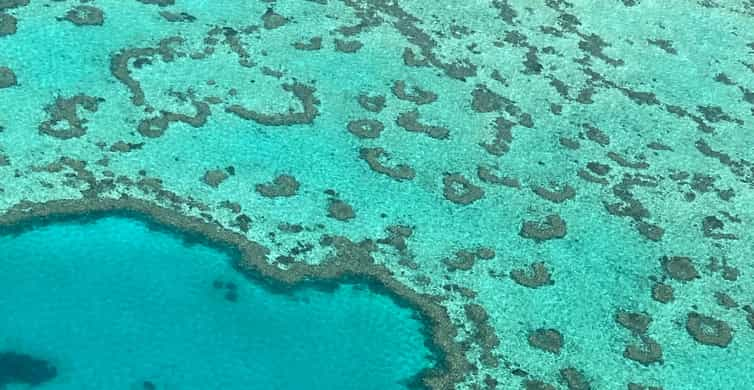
0, 215, 435, 389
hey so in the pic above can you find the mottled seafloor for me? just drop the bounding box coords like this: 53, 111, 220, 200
1, 0, 754, 389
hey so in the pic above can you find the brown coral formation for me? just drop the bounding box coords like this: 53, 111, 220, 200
464, 303, 500, 368
202, 169, 229, 188
0, 66, 16, 88
226, 82, 320, 126
0, 13, 16, 36
135, 0, 175, 6
442, 173, 484, 205
334, 39, 363, 53
359, 148, 415, 181
477, 164, 520, 188
396, 110, 449, 140
527, 328, 563, 354
327, 199, 355, 221
559, 368, 590, 390
110, 36, 184, 106
686, 312, 733, 347
255, 175, 300, 198
651, 283, 674, 303
109, 141, 145, 153
347, 119, 384, 139
523, 380, 556, 390
510, 262, 554, 288
262, 8, 288, 30
62, 5, 104, 26
137, 100, 211, 138
615, 311, 652, 334
357, 93, 386, 112
661, 256, 699, 281
532, 183, 576, 203
391, 80, 437, 105
623, 336, 663, 365
519, 214, 567, 242
38, 94, 103, 139
293, 36, 322, 51
159, 11, 196, 22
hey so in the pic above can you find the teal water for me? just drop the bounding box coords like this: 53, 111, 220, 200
0, 215, 434, 389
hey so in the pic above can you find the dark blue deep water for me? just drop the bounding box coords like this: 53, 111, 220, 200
0, 215, 435, 389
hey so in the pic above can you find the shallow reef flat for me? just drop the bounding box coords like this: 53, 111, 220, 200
1, 0, 753, 389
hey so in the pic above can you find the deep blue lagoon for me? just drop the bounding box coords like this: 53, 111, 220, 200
0, 215, 435, 389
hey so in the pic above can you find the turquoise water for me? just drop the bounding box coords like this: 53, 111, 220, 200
0, 215, 434, 389
1, 0, 754, 388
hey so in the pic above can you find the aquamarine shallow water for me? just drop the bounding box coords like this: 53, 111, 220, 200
0, 215, 434, 389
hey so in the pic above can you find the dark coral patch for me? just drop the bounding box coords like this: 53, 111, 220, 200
359, 147, 415, 181
578, 169, 609, 185
615, 310, 652, 334
110, 37, 184, 106
396, 110, 449, 139
636, 221, 664, 242
327, 199, 355, 221
135, 0, 175, 6
443, 250, 476, 272
110, 141, 145, 153
160, 11, 197, 22
391, 80, 437, 105
624, 336, 663, 365
714, 291, 738, 309
686, 312, 733, 347
559, 137, 580, 150
202, 169, 228, 188
0, 0, 29, 11
0, 13, 17, 36
519, 214, 567, 242
293, 36, 322, 51
376, 225, 413, 253
226, 82, 320, 126
442, 173, 484, 205
477, 164, 520, 188
584, 124, 610, 145
471, 84, 506, 113
528, 328, 563, 354
628, 384, 663, 390
702, 215, 737, 240
347, 119, 384, 139
357, 93, 386, 112
464, 304, 500, 368
334, 39, 363, 53
587, 161, 610, 175
0, 66, 16, 88
647, 38, 677, 54
39, 94, 103, 139
661, 256, 699, 281
262, 8, 288, 30
510, 262, 553, 288
62, 5, 104, 26
559, 367, 590, 390
607, 152, 649, 169
532, 183, 576, 203
523, 380, 556, 390
651, 282, 674, 303
0, 351, 57, 387
137, 100, 211, 138
481, 117, 515, 156
402, 47, 430, 67
255, 175, 300, 198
